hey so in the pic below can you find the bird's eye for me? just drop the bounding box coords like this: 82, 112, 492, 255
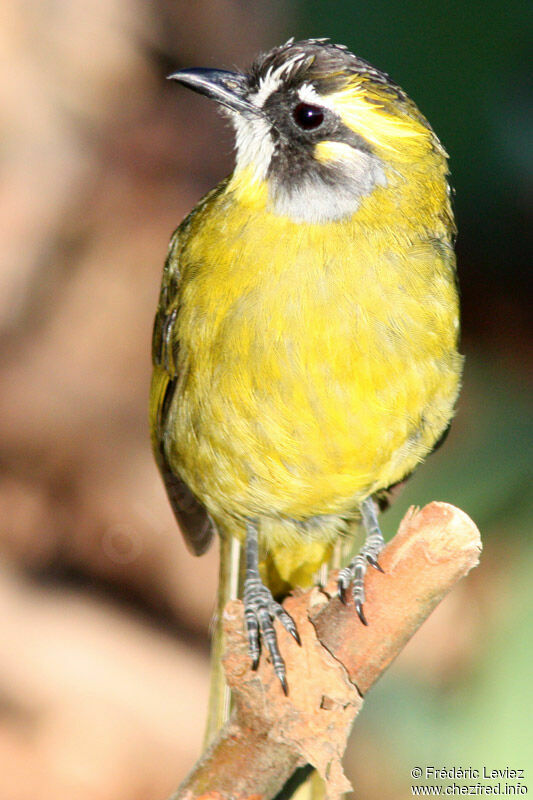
292, 102, 324, 130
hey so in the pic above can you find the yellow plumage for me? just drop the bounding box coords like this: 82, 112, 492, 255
150, 38, 462, 734
151, 117, 460, 584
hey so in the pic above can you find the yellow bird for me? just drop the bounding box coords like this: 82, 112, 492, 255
150, 38, 462, 733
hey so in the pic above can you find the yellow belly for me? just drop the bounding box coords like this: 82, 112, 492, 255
167, 186, 462, 565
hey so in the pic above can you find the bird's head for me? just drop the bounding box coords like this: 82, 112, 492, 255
170, 39, 448, 223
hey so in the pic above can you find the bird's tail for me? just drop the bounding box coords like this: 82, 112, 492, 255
204, 532, 243, 746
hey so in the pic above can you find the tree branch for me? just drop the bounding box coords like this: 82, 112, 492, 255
171, 502, 481, 800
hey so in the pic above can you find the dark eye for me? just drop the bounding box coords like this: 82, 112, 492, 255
292, 102, 325, 130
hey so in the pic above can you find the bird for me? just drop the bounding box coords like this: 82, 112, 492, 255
150, 38, 463, 737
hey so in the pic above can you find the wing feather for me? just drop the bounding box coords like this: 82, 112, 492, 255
150, 226, 214, 556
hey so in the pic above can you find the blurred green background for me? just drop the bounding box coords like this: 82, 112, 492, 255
0, 2, 530, 798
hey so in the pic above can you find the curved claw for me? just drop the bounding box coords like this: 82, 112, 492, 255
367, 555, 385, 573
355, 600, 368, 626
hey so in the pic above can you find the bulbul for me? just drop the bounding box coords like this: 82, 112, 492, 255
150, 38, 462, 733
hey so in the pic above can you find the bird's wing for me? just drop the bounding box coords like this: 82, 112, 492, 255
150, 226, 214, 556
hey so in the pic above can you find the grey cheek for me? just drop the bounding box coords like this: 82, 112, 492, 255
268, 152, 387, 223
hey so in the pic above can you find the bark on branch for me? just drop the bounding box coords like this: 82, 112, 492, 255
171, 502, 481, 800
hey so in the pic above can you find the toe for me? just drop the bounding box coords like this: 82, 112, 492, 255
244, 608, 261, 668
337, 567, 352, 603
274, 604, 301, 645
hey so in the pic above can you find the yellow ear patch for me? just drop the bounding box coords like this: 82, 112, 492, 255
314, 140, 359, 164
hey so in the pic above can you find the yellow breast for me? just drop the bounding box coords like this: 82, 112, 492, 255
165, 172, 462, 538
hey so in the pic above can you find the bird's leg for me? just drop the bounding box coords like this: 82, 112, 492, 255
337, 496, 385, 625
242, 521, 300, 694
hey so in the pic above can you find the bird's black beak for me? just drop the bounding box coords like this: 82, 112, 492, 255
167, 68, 262, 117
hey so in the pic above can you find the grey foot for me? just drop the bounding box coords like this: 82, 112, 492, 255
338, 496, 385, 624
243, 574, 300, 694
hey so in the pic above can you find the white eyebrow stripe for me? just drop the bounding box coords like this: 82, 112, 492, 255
250, 53, 309, 108
251, 71, 282, 107
297, 82, 324, 105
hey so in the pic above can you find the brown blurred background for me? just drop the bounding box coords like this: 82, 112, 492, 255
0, 2, 531, 799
